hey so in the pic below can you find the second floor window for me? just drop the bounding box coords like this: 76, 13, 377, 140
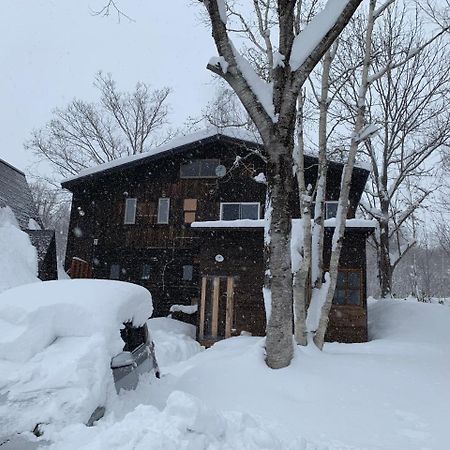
180, 159, 220, 178
220, 202, 260, 221
124, 198, 137, 224
311, 201, 339, 219
157, 198, 170, 224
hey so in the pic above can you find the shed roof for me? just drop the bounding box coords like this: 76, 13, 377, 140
191, 218, 377, 229
0, 159, 42, 230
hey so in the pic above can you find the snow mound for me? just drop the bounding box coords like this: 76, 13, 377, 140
0, 279, 153, 362
45, 391, 291, 450
171, 300, 450, 449
0, 206, 39, 293
0, 279, 153, 435
148, 317, 202, 369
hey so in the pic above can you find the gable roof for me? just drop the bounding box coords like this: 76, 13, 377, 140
61, 128, 262, 189
61, 128, 370, 191
0, 159, 42, 229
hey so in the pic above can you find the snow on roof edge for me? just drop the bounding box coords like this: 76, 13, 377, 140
62, 128, 262, 186
61, 128, 370, 187
191, 218, 377, 229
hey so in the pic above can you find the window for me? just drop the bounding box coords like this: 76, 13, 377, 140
124, 198, 137, 224
310, 201, 339, 219
141, 264, 151, 280
325, 201, 338, 219
184, 199, 197, 224
332, 269, 362, 306
180, 159, 220, 178
110, 264, 120, 280
182, 265, 194, 281
157, 198, 170, 224
220, 203, 260, 221
121, 322, 148, 352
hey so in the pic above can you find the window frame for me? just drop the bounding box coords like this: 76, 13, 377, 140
180, 159, 221, 179
124, 198, 137, 225
182, 264, 194, 281
310, 201, 340, 219
219, 202, 261, 221
332, 268, 363, 307
141, 264, 152, 280
157, 198, 170, 224
110, 263, 121, 280
325, 201, 339, 219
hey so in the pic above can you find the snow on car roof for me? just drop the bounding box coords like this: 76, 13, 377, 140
0, 279, 153, 362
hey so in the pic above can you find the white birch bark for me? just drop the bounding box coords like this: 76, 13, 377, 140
312, 0, 377, 349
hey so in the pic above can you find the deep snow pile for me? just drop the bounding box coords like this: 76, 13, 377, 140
170, 299, 450, 449
0, 279, 153, 435
148, 317, 203, 369
0, 206, 39, 293
10, 298, 450, 449
46, 391, 296, 450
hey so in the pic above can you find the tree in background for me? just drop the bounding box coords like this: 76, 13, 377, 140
29, 181, 71, 268
26, 72, 173, 179
331, 2, 450, 297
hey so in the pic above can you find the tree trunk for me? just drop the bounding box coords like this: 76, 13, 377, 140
378, 204, 392, 297
265, 141, 295, 369
312, 0, 377, 350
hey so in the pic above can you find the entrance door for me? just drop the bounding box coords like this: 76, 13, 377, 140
198, 276, 235, 344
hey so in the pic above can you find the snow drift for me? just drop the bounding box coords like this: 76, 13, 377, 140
0, 206, 39, 293
0, 279, 153, 362
0, 279, 153, 435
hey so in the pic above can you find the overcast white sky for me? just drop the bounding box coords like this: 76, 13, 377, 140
0, 0, 216, 174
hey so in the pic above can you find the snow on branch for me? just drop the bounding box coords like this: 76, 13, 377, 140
290, 0, 352, 71
230, 43, 277, 122
352, 123, 380, 143
208, 56, 229, 74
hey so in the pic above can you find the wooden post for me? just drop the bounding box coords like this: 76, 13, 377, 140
199, 277, 207, 339
211, 277, 220, 338
225, 277, 234, 338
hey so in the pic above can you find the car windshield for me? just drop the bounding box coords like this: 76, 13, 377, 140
120, 322, 148, 352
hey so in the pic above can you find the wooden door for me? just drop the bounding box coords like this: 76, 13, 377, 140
198, 276, 235, 344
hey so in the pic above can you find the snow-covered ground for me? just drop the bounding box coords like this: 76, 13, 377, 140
39, 298, 450, 450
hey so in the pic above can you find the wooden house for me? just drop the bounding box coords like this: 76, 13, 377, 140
61, 129, 375, 345
0, 158, 57, 281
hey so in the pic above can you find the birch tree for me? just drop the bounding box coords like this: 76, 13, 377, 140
332, 2, 450, 297
199, 0, 364, 368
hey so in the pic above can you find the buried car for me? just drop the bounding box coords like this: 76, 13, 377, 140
0, 279, 158, 445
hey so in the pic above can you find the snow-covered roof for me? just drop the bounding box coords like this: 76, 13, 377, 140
191, 218, 377, 229
62, 128, 261, 186
0, 158, 42, 230
191, 219, 265, 228
61, 128, 370, 188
